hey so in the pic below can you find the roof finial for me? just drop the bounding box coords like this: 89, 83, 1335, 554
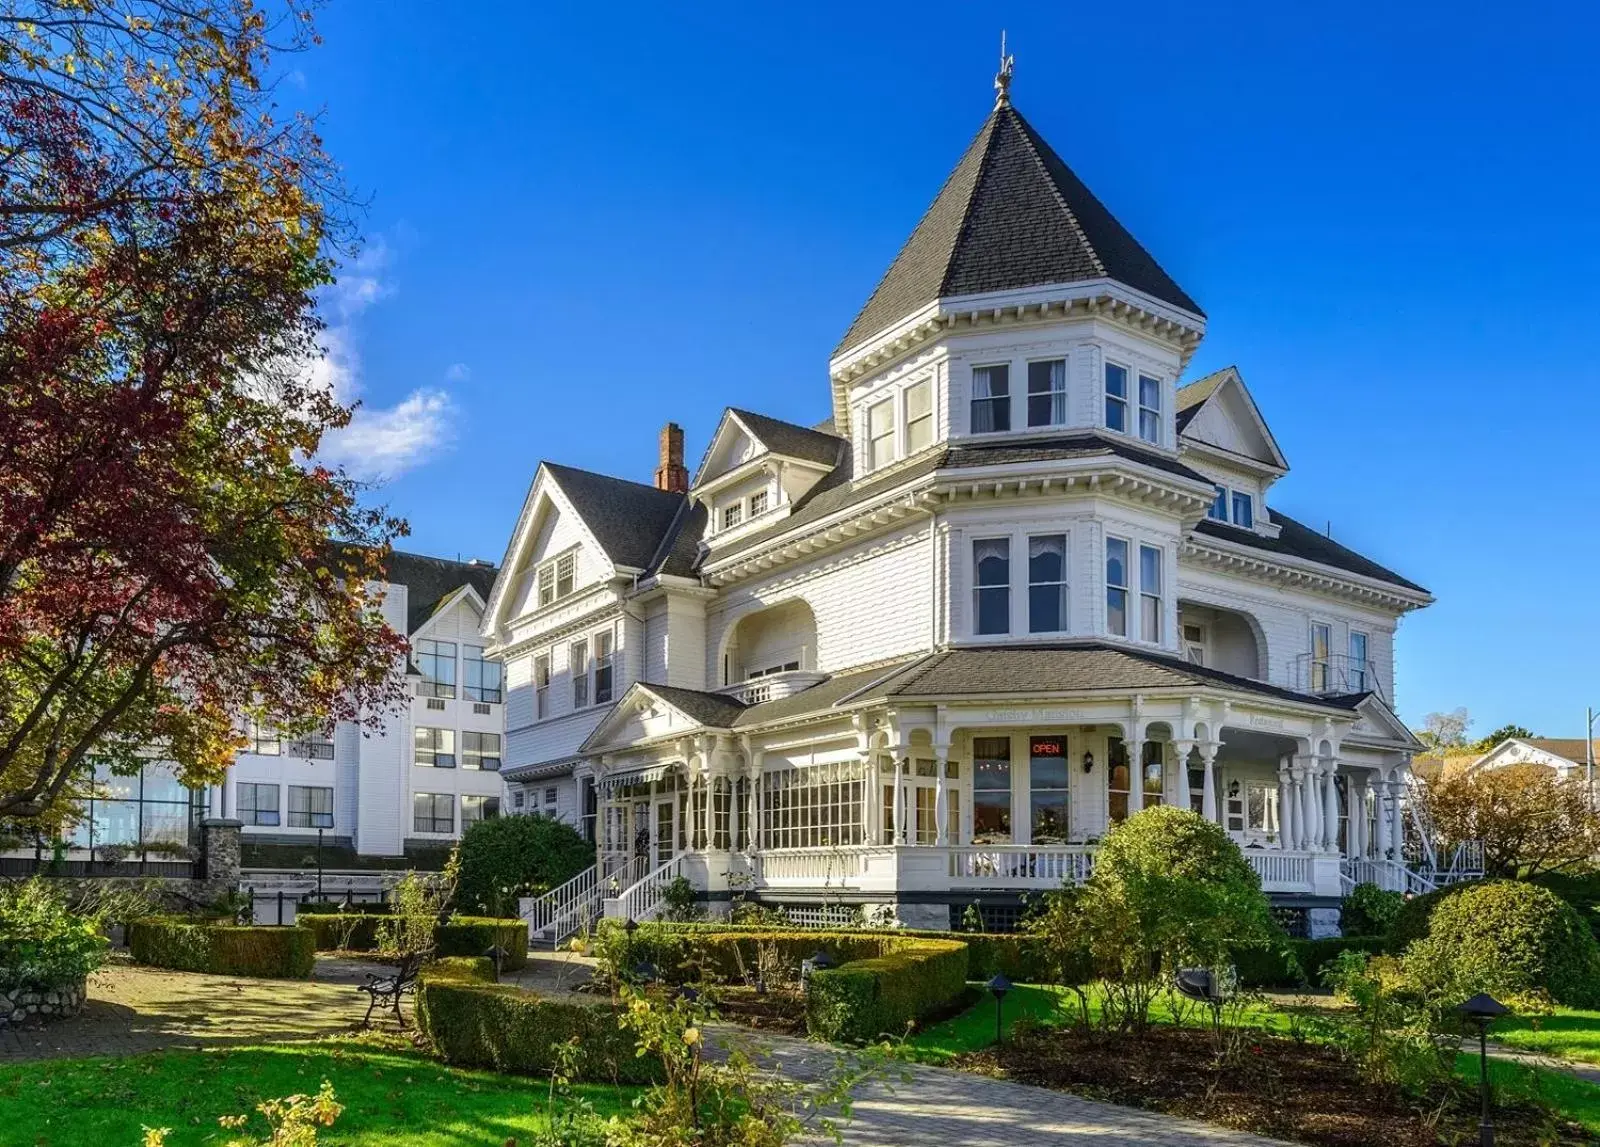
994, 30, 1014, 109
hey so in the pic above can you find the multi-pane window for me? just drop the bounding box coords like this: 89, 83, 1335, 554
570, 639, 589, 707
464, 646, 503, 703
461, 794, 499, 825
758, 762, 865, 849
247, 721, 280, 756
413, 793, 453, 834
414, 639, 456, 698
287, 733, 334, 760
287, 785, 333, 829
462, 731, 502, 771
1106, 537, 1129, 637
414, 726, 456, 768
238, 782, 280, 827
593, 630, 614, 704
1208, 485, 1228, 521
1028, 534, 1068, 633
67, 761, 202, 859
1027, 359, 1067, 427
749, 490, 769, 517
905, 380, 934, 452
1108, 736, 1131, 823
973, 538, 1011, 636
1137, 374, 1161, 444
545, 786, 558, 808
1310, 623, 1332, 691
535, 654, 551, 719
971, 365, 1010, 433
513, 790, 525, 810
1104, 363, 1128, 432
537, 553, 576, 607
1141, 741, 1165, 808
972, 736, 1012, 844
722, 503, 743, 531
1231, 491, 1254, 529
1349, 632, 1369, 692
1139, 545, 1163, 643
1029, 736, 1069, 843
868, 397, 896, 470
712, 777, 732, 850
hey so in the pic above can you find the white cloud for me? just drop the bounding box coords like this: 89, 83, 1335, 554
444, 362, 471, 383
300, 240, 459, 482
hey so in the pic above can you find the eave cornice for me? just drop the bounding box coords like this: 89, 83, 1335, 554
1183, 533, 1433, 614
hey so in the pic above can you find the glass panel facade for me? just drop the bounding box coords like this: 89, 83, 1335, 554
972, 736, 1012, 844
1028, 737, 1069, 843
63, 761, 202, 859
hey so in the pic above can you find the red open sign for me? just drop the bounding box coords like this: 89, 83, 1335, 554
1030, 738, 1064, 756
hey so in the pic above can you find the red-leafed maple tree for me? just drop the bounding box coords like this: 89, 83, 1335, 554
0, 2, 410, 825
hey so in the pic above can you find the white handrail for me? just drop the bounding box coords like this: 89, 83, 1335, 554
523, 865, 597, 934
615, 853, 684, 923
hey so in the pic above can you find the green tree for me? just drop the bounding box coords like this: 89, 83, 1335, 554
455, 815, 593, 917
1474, 724, 1536, 752
1075, 806, 1274, 1031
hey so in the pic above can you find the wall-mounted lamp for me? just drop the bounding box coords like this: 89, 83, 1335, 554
1081, 750, 1095, 774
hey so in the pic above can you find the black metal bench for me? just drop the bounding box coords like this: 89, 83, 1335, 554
357, 959, 420, 1029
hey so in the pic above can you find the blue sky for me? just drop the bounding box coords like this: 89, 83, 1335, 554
293, 1, 1600, 738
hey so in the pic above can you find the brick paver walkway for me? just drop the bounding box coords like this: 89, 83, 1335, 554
0, 957, 397, 1061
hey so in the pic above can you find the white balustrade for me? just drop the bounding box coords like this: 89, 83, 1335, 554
522, 864, 599, 944
1245, 850, 1313, 891
755, 847, 865, 887
947, 845, 1096, 888
614, 854, 685, 923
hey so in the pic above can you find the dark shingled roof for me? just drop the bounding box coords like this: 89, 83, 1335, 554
544, 463, 689, 571
732, 661, 922, 727
1194, 514, 1428, 595
836, 103, 1202, 358
379, 550, 498, 634
730, 409, 845, 468
874, 643, 1363, 710
943, 432, 1212, 485
640, 683, 749, 729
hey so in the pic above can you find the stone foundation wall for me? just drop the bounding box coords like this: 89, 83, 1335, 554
0, 977, 86, 1027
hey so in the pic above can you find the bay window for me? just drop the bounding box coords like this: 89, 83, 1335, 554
1027, 359, 1067, 427
1231, 491, 1254, 528
1106, 537, 1129, 637
1029, 736, 1069, 843
868, 397, 896, 469
905, 380, 934, 452
1105, 363, 1128, 432
1028, 534, 1068, 633
1139, 545, 1163, 643
571, 638, 589, 707
594, 630, 614, 704
973, 538, 1011, 636
1137, 373, 1162, 444
971, 365, 1010, 433
972, 736, 1012, 843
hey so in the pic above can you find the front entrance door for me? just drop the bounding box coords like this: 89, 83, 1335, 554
883, 760, 941, 844
631, 799, 651, 865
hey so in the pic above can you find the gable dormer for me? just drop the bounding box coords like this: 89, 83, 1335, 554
691, 409, 843, 546
1176, 366, 1288, 537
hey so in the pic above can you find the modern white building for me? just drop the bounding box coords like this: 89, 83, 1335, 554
214, 551, 506, 859
486, 80, 1445, 938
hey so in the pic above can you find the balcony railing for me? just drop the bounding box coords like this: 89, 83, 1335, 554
1279, 653, 1385, 700
721, 671, 828, 707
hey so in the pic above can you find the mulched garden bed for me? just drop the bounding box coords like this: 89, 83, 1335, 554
956, 1024, 1586, 1146
710, 985, 808, 1036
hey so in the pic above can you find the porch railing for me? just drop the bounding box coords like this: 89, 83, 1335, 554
522, 863, 606, 946
1341, 857, 1437, 895
753, 847, 864, 886
1244, 850, 1313, 892
947, 845, 1096, 887
612, 854, 684, 923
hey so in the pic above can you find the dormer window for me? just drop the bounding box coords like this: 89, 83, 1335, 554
722, 503, 743, 531
537, 552, 576, 607
905, 381, 934, 452
1138, 374, 1162, 444
868, 397, 896, 469
1207, 484, 1256, 529
1208, 485, 1227, 521
1104, 363, 1128, 432
1027, 359, 1067, 427
971, 365, 1010, 433
749, 490, 769, 517
1231, 491, 1254, 529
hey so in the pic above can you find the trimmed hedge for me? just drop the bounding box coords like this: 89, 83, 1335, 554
805, 938, 969, 1043
1386, 881, 1481, 952
415, 965, 656, 1083
128, 917, 316, 979
298, 914, 528, 970
1230, 936, 1390, 989
296, 901, 394, 916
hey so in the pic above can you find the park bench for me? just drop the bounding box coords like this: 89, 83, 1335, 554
357, 954, 422, 1029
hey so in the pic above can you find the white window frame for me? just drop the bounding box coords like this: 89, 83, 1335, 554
1026, 358, 1068, 428
721, 502, 743, 531
536, 551, 577, 607
867, 396, 897, 470
904, 379, 934, 453
1105, 535, 1130, 638
1348, 631, 1369, 692
1104, 362, 1129, 433
748, 489, 769, 517
1137, 372, 1162, 445
1207, 484, 1228, 522
1231, 490, 1254, 529
571, 638, 590, 708
414, 726, 456, 769
462, 731, 502, 772
1139, 544, 1163, 644
1182, 621, 1208, 665
534, 652, 551, 719
1027, 533, 1069, 634
971, 536, 1012, 637
593, 627, 615, 704
1310, 621, 1333, 692
970, 364, 1011, 434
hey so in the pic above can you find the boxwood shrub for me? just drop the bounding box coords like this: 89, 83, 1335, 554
804, 937, 969, 1043
127, 917, 315, 979
299, 913, 384, 952
298, 914, 527, 970
415, 964, 656, 1083
296, 900, 394, 916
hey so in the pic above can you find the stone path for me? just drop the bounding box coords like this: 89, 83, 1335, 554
0, 956, 397, 1061
727, 1031, 1296, 1146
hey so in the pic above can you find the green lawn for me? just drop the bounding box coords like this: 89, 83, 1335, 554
0, 1038, 638, 1146
1491, 1008, 1600, 1066
1471, 1053, 1600, 1134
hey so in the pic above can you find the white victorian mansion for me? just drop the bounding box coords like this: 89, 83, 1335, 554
487, 66, 1466, 941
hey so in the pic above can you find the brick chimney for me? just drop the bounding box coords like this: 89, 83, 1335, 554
654, 422, 689, 494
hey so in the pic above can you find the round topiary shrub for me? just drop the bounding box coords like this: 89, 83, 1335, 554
1385, 880, 1481, 952
455, 815, 593, 917
1403, 880, 1600, 1008
1341, 881, 1404, 937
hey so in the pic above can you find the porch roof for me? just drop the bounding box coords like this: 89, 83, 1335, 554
870, 643, 1366, 710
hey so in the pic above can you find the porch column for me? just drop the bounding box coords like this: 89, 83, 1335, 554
221, 772, 237, 821
1350, 778, 1367, 858
1373, 777, 1391, 859
933, 744, 950, 846
892, 754, 908, 845
1296, 755, 1319, 851
1387, 777, 1406, 860
1276, 760, 1293, 850
1321, 758, 1340, 853
1128, 728, 1146, 817
1172, 740, 1194, 810
1199, 743, 1219, 823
